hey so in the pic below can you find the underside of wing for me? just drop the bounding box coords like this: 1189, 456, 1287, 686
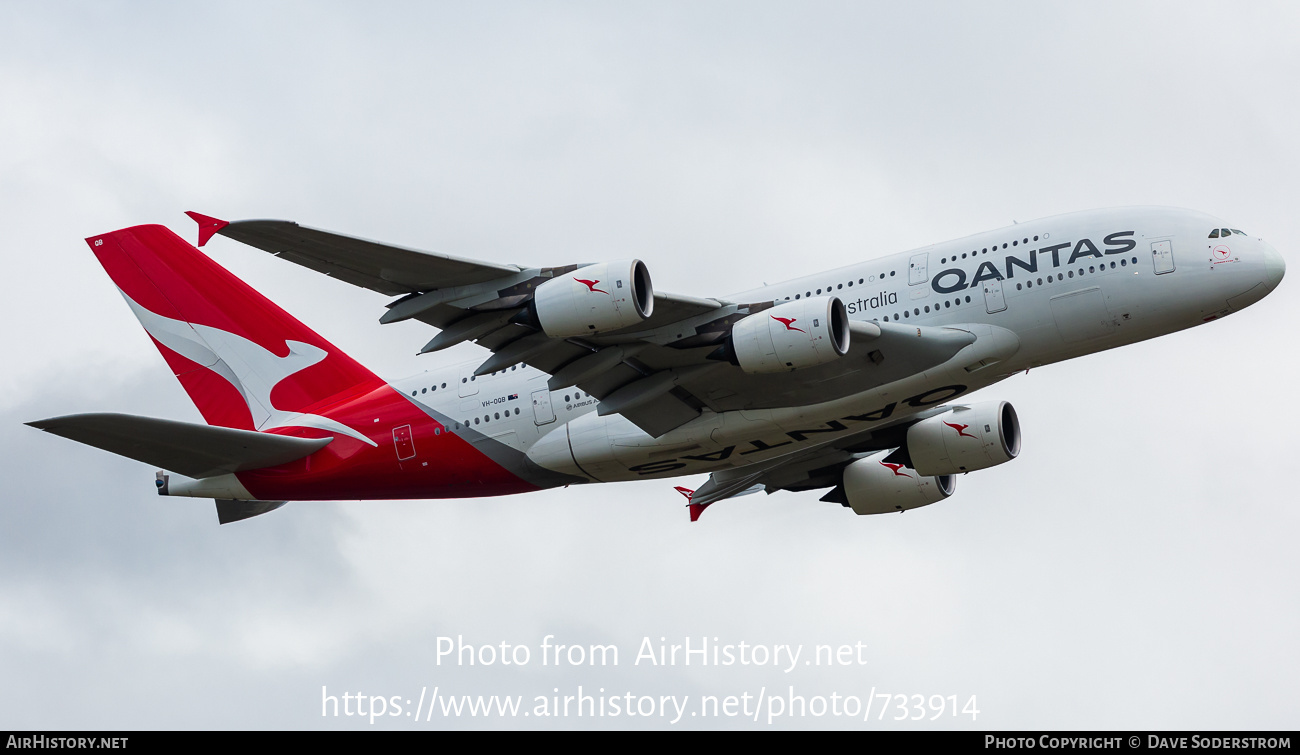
684, 401, 959, 508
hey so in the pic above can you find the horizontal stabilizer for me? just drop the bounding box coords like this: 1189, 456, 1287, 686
26, 413, 332, 479
215, 499, 287, 525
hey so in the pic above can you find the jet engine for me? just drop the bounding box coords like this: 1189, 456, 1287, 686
842, 451, 956, 515
906, 401, 1021, 476
530, 260, 654, 337
727, 296, 849, 374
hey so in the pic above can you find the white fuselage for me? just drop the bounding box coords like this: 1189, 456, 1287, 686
394, 207, 1284, 486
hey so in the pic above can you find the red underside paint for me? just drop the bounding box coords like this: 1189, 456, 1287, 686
236, 383, 539, 501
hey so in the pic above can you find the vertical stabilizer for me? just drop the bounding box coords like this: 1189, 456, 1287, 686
86, 224, 385, 436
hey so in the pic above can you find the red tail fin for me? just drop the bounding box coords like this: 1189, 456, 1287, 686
87, 224, 385, 434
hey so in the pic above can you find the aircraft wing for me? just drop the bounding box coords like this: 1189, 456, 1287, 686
204, 214, 988, 438
214, 218, 522, 296
683, 402, 962, 508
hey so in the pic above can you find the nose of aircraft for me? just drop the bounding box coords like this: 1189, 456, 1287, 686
1263, 241, 1286, 287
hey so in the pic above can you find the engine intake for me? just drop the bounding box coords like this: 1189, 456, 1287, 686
531, 260, 654, 337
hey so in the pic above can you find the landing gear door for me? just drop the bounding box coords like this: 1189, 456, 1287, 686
983, 279, 1007, 314
1151, 239, 1175, 274
908, 252, 929, 286
532, 389, 556, 425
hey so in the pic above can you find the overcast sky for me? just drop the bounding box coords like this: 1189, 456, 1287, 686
2, 1, 1298, 730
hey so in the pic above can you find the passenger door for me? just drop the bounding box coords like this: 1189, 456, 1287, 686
983, 279, 1007, 314
532, 389, 556, 425
392, 424, 416, 461
1151, 239, 1175, 274
909, 253, 929, 286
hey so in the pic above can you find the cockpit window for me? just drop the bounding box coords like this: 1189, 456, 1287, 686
1231, 229, 1246, 235
1209, 229, 1220, 238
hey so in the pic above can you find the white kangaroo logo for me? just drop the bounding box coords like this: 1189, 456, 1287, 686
120, 290, 377, 447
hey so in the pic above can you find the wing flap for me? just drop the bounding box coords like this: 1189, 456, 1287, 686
671, 322, 977, 413
616, 392, 705, 437
595, 292, 724, 337
27, 413, 332, 479
689, 471, 769, 508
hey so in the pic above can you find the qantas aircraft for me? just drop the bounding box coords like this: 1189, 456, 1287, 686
28, 207, 1285, 523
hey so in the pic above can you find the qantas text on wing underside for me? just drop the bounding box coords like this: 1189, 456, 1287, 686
28, 207, 1285, 523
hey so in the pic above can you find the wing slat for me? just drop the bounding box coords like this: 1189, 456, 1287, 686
219, 220, 520, 295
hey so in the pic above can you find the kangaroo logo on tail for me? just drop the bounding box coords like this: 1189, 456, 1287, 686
120, 290, 377, 446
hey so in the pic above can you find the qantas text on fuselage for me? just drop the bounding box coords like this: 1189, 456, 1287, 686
841, 231, 1135, 315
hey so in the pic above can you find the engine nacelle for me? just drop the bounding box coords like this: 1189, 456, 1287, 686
843, 451, 956, 515
533, 260, 654, 337
730, 296, 849, 374
906, 401, 1021, 476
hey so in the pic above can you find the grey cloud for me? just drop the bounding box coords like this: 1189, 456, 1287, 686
2, 1, 1298, 729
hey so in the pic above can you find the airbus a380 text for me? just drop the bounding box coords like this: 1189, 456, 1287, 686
29, 207, 1284, 523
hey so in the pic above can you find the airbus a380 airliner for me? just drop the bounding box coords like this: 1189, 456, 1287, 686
29, 207, 1285, 523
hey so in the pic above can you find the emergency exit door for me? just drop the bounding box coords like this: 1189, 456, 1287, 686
983, 279, 1007, 313
1151, 239, 1175, 274
909, 253, 929, 285
532, 389, 556, 425
392, 424, 416, 461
